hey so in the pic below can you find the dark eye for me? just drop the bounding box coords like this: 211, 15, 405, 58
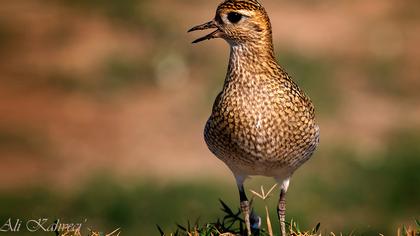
227, 12, 242, 23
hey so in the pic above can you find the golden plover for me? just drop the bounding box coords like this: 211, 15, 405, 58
188, 0, 319, 235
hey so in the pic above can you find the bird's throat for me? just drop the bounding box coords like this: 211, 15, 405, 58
227, 40, 277, 79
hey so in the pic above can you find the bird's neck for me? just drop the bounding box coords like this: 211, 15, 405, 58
226, 39, 278, 82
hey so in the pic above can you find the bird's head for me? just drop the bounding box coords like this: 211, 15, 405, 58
188, 0, 272, 45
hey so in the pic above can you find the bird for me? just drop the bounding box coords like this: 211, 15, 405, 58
188, 0, 320, 235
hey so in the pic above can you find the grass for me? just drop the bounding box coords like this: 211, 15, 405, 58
157, 199, 322, 236
157, 198, 419, 236
0, 174, 418, 236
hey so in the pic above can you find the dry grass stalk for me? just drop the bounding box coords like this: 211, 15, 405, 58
250, 184, 278, 236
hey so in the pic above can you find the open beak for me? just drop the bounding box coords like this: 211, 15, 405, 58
188, 20, 222, 44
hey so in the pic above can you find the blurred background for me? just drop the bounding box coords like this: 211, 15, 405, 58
0, 0, 419, 235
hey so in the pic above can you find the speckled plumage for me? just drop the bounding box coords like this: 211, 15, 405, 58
203, 0, 319, 180
189, 0, 319, 235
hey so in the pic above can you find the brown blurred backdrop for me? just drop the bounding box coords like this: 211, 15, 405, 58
0, 0, 419, 235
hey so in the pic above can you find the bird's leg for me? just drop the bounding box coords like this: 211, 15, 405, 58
239, 187, 251, 236
277, 178, 290, 236
236, 175, 251, 236
278, 188, 287, 236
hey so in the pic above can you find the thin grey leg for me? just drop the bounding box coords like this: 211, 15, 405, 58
277, 188, 287, 236
277, 178, 290, 236
236, 175, 251, 236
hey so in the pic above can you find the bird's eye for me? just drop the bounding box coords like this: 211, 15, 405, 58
227, 12, 242, 23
